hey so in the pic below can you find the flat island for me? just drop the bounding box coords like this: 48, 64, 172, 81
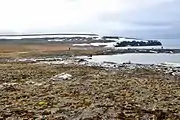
114, 40, 162, 47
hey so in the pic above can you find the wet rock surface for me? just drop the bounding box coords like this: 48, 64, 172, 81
0, 61, 180, 119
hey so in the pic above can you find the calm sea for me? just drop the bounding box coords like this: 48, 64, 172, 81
89, 39, 180, 65
90, 53, 180, 65
159, 39, 180, 49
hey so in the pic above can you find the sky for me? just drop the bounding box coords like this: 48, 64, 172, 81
0, 0, 179, 38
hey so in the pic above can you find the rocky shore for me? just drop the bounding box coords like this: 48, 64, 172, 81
92, 48, 180, 55
0, 57, 180, 119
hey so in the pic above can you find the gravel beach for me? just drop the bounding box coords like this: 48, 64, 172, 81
0, 58, 180, 119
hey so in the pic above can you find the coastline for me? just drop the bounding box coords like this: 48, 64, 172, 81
0, 43, 180, 119
0, 57, 180, 119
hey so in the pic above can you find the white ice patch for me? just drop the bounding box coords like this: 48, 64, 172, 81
73, 42, 116, 47
48, 39, 64, 42
73, 43, 91, 46
51, 73, 72, 81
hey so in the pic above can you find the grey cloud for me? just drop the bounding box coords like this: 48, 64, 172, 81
99, 0, 180, 38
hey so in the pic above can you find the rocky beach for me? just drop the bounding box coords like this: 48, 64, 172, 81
0, 35, 180, 119
1, 0, 180, 118
0, 56, 180, 119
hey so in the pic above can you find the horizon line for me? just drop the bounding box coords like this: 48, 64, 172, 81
0, 33, 99, 37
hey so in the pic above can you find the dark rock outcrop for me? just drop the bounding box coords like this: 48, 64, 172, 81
114, 40, 162, 47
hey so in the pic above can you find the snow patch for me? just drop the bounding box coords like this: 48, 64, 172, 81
51, 73, 72, 81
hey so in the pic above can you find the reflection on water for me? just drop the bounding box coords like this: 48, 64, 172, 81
90, 53, 180, 64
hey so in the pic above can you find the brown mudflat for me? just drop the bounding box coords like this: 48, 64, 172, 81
0, 43, 104, 58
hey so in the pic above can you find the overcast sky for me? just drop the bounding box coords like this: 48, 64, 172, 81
0, 0, 179, 38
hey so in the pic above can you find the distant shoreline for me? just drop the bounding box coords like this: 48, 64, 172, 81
0, 33, 99, 37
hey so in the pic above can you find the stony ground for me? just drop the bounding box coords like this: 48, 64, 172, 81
0, 62, 180, 119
